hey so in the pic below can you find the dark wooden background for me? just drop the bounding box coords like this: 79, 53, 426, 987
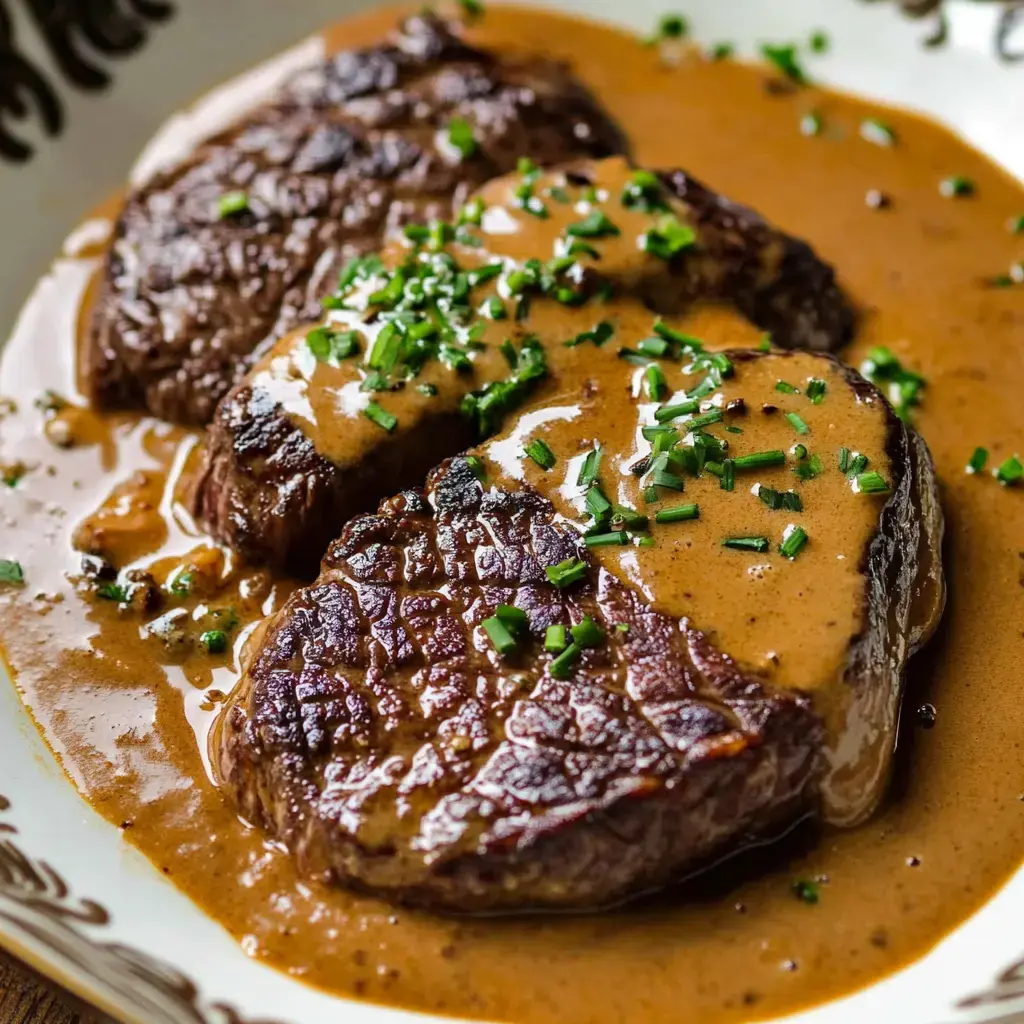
0, 951, 102, 1023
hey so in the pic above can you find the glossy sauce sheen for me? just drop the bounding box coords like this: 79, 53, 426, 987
1, 5, 1023, 1023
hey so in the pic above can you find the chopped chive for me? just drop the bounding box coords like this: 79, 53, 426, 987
655, 503, 700, 525
793, 879, 820, 905
0, 559, 24, 585
586, 484, 613, 522
722, 536, 770, 553
615, 623, 630, 633
643, 485, 660, 504
464, 455, 486, 482
483, 296, 507, 320
621, 169, 668, 213
721, 459, 736, 492
793, 454, 824, 481
567, 210, 620, 239
482, 616, 518, 656
689, 409, 724, 430
577, 447, 602, 487
571, 616, 605, 648
1009, 215, 1024, 234
785, 411, 810, 435
654, 399, 700, 423
838, 447, 850, 473
860, 346, 925, 421
806, 379, 827, 404
641, 215, 697, 260
612, 506, 649, 531
549, 642, 581, 679
650, 469, 685, 492
966, 447, 989, 475
644, 12, 688, 45
524, 438, 556, 470
759, 334, 772, 352
855, 471, 890, 494
217, 190, 249, 218
638, 336, 670, 358
97, 582, 129, 602
775, 380, 799, 395
363, 401, 398, 432
760, 42, 809, 85
200, 629, 228, 655
708, 41, 735, 60
585, 531, 630, 547
734, 450, 787, 471
545, 624, 567, 653
847, 453, 869, 478
307, 326, 359, 363
495, 604, 528, 635
860, 118, 896, 147
545, 558, 588, 589
779, 525, 809, 560
940, 176, 975, 198
792, 443, 809, 461
645, 363, 667, 401
567, 321, 615, 348
995, 455, 1023, 486
809, 30, 830, 53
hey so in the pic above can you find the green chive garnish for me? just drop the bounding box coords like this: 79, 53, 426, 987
809, 30, 830, 53
645, 363, 667, 401
722, 536, 770, 553
995, 455, 1023, 486
734, 450, 787, 471
457, 0, 485, 20
860, 118, 896, 147
567, 211, 620, 239
217, 191, 249, 218
793, 880, 820, 905
655, 503, 700, 524
793, 454, 824, 481
571, 616, 605, 648
940, 176, 975, 198
545, 558, 588, 589
838, 447, 851, 473
779, 525, 809, 560
363, 401, 398, 432
760, 42, 809, 85
200, 630, 228, 655
524, 438, 556, 470
785, 411, 810, 435
644, 12, 688, 45
855, 471, 890, 494
550, 642, 581, 679
483, 616, 518, 656
654, 399, 700, 423
586, 484, 613, 523
585, 531, 629, 547
641, 215, 697, 260
464, 455, 486, 481
1009, 215, 1024, 234
966, 447, 989, 475
307, 326, 359, 363
709, 41, 735, 60
638, 336, 670, 358
0, 559, 24, 585
775, 380, 799, 395
689, 409, 724, 430
806, 379, 827, 404
721, 459, 736, 492
577, 447, 602, 487
545, 625, 567, 653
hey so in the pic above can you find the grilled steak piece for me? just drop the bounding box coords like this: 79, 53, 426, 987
216, 350, 944, 912
194, 158, 856, 576
83, 11, 626, 425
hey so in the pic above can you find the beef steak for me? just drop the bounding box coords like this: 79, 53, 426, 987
216, 350, 944, 913
84, 12, 626, 425
193, 157, 856, 576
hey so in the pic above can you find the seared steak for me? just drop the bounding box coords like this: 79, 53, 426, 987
194, 158, 856, 575
217, 350, 944, 912
84, 11, 626, 425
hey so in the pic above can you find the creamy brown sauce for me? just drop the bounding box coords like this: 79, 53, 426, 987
1, 4, 1024, 1023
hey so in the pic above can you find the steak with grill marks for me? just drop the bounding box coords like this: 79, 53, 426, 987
83, 11, 627, 425
216, 352, 944, 913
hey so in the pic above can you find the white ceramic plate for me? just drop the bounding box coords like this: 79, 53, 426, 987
1, 2, 1023, 1022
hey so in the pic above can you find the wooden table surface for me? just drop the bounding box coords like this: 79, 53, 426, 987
0, 950, 103, 1024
